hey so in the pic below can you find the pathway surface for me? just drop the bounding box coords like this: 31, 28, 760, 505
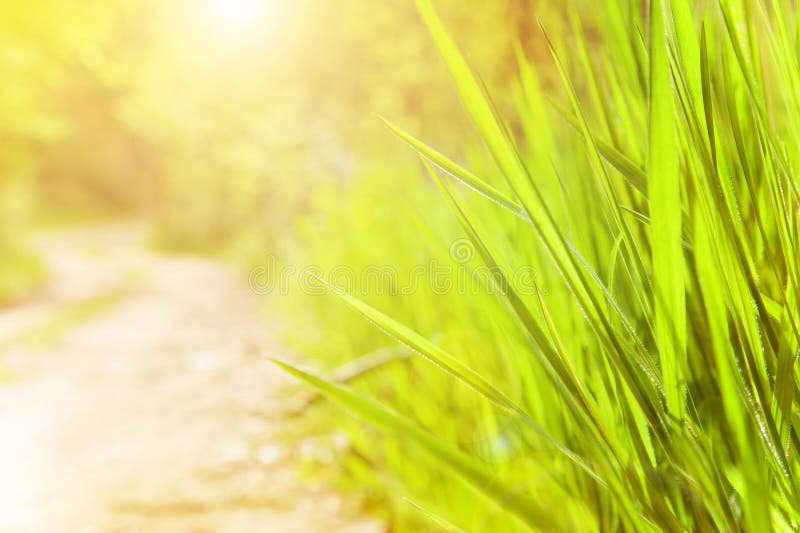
0, 224, 379, 533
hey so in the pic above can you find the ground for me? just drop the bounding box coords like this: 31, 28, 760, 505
0, 224, 381, 533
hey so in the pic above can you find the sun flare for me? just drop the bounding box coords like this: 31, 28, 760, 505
209, 0, 262, 32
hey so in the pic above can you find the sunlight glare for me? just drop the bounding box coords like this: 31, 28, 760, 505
210, 0, 263, 32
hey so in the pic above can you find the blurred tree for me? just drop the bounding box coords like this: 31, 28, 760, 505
113, 0, 556, 251
0, 0, 566, 269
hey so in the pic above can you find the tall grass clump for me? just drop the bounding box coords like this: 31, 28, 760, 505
280, 0, 800, 530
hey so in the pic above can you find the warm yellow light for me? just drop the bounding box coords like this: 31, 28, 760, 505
209, 0, 262, 31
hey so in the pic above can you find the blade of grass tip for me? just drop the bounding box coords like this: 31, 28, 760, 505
272, 358, 564, 532
414, 0, 533, 204
567, 6, 619, 145
514, 42, 557, 162
649, 0, 687, 419
378, 116, 527, 219
549, 99, 649, 197
404, 498, 467, 533
307, 273, 519, 414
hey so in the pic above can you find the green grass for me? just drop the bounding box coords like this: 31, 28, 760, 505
278, 0, 800, 530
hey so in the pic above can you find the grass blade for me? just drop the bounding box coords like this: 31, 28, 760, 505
273, 358, 566, 531
648, 0, 687, 419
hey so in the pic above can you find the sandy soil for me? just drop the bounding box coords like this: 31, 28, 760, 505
0, 224, 380, 533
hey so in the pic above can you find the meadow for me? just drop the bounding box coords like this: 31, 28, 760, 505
2, 0, 799, 531
278, 1, 800, 530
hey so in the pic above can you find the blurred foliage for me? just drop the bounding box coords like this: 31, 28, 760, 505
1, 0, 553, 255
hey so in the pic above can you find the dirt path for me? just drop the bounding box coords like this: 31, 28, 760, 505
0, 224, 379, 533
